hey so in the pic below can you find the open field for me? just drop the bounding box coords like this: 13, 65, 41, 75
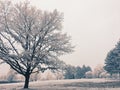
0, 79, 120, 90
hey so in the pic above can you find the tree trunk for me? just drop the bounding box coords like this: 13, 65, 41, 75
110, 73, 112, 78
119, 72, 120, 80
24, 74, 30, 88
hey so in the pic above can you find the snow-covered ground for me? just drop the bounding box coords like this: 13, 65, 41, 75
0, 79, 120, 90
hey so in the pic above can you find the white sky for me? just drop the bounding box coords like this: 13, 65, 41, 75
27, 0, 120, 68
1, 0, 120, 75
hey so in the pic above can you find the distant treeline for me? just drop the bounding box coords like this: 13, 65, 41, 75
64, 65, 91, 79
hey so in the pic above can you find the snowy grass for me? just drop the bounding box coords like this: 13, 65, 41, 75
0, 79, 120, 90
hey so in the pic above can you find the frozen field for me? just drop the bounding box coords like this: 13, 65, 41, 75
0, 79, 120, 90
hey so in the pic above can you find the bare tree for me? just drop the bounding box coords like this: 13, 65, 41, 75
0, 1, 73, 88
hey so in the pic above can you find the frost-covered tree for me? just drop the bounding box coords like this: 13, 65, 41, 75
0, 1, 73, 88
93, 64, 105, 78
85, 71, 93, 78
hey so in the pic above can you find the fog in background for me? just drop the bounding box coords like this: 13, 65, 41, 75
1, 0, 120, 75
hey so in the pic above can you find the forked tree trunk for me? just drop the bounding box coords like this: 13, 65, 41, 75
24, 74, 30, 88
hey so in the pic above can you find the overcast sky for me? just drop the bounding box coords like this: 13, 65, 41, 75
27, 0, 120, 68
1, 0, 120, 75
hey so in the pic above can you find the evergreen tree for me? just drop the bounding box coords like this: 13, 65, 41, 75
104, 41, 120, 76
64, 65, 76, 79
75, 66, 82, 79
81, 65, 91, 78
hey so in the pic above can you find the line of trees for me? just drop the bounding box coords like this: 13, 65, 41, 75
1, 64, 112, 82
64, 65, 91, 79
64, 64, 111, 79
0, 64, 92, 81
